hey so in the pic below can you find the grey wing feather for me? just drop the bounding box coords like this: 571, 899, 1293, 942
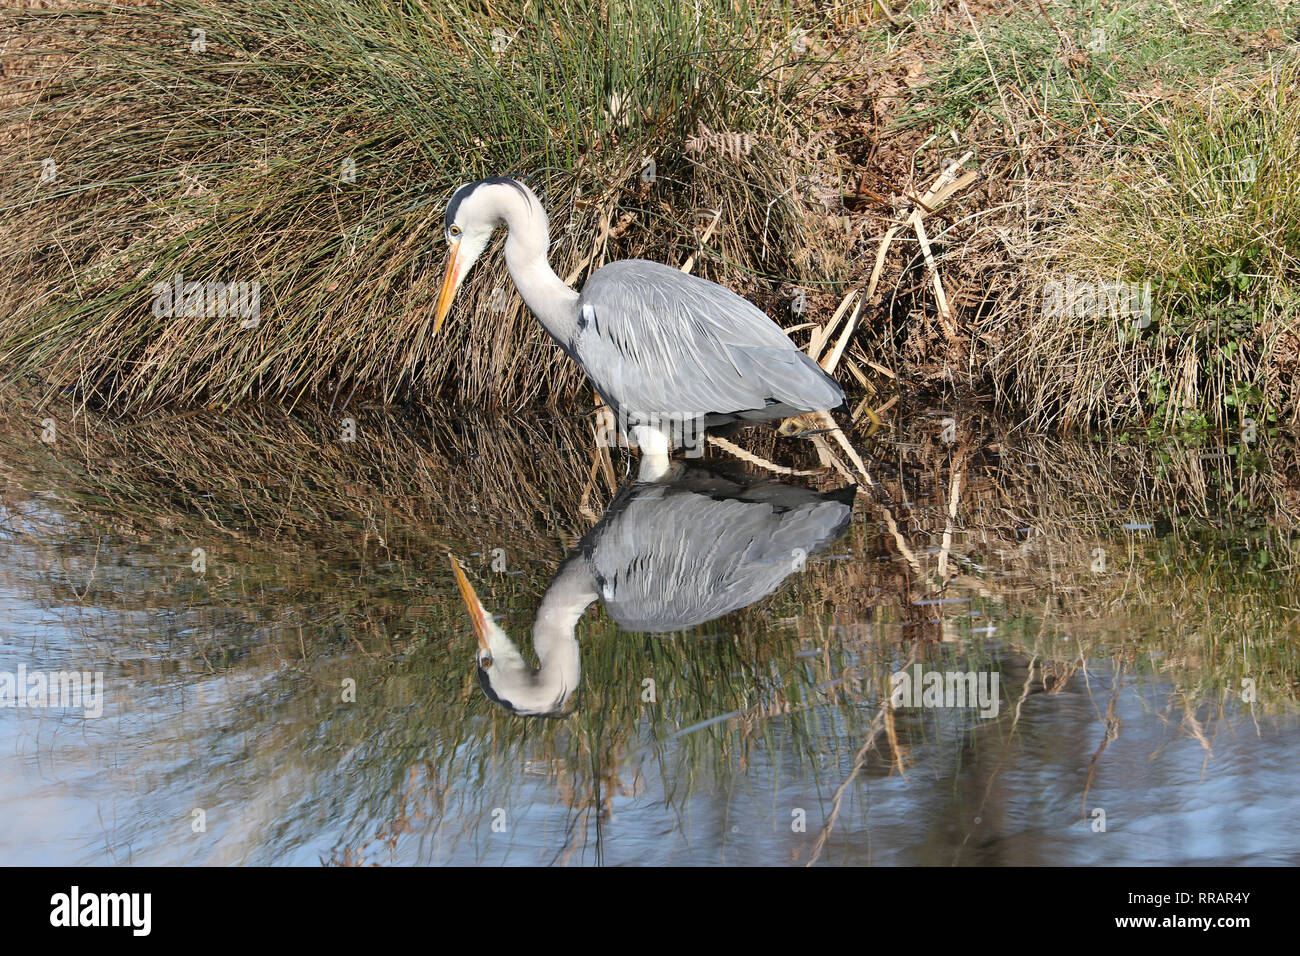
589, 484, 853, 632
576, 260, 844, 420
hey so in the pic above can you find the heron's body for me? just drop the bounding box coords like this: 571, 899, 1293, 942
585, 467, 854, 631
435, 177, 845, 478
452, 465, 855, 715
576, 260, 844, 429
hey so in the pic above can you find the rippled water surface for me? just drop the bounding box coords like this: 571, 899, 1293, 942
1, 407, 1296, 865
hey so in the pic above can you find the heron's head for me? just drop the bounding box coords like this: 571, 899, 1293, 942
434, 176, 539, 333
448, 554, 575, 717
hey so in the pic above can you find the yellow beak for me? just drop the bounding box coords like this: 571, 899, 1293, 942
433, 240, 463, 334
448, 553, 491, 656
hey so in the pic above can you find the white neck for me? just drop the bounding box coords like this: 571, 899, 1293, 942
479, 556, 597, 716
496, 188, 580, 347
528, 558, 598, 705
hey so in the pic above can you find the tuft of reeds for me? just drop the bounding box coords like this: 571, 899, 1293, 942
0, 0, 832, 414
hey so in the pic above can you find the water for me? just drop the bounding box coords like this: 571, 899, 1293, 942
0, 406, 1296, 865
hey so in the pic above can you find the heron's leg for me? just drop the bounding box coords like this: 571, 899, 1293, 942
631, 424, 672, 482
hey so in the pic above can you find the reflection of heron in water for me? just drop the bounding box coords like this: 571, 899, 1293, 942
450, 465, 855, 716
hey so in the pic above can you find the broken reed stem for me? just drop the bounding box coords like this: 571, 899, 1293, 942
935, 448, 968, 582
851, 394, 876, 423
819, 294, 863, 376
913, 214, 959, 344
807, 307, 926, 580
706, 434, 824, 476
804, 406, 926, 579
805, 698, 889, 866
679, 207, 724, 275
807, 287, 859, 362
810, 431, 858, 482
806, 641, 924, 866
861, 155, 975, 318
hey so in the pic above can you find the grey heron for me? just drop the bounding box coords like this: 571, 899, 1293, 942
450, 464, 855, 716
434, 176, 846, 480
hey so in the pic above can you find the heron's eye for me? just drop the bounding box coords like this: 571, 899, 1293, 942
478, 652, 493, 669
449, 225, 462, 239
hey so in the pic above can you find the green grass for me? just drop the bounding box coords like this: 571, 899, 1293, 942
998, 55, 1300, 433
3, 0, 1297, 436
906, 0, 1299, 139
871, 0, 1300, 433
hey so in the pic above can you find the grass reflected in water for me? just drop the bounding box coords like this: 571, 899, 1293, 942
0, 397, 1297, 864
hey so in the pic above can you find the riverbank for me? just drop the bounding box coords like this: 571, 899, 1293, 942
2, 1, 1296, 432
